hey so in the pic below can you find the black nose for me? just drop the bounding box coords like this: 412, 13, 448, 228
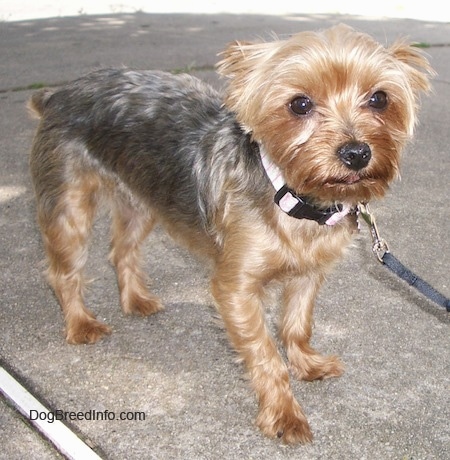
337, 142, 371, 171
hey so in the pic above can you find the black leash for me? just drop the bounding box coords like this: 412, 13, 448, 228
358, 203, 450, 312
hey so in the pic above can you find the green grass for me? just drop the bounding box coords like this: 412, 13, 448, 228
412, 42, 431, 48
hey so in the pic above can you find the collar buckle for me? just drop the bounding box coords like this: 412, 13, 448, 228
274, 185, 343, 225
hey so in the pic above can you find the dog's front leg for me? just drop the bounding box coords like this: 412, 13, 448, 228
211, 262, 312, 444
281, 274, 344, 381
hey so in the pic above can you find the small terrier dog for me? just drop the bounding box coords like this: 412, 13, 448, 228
29, 25, 432, 443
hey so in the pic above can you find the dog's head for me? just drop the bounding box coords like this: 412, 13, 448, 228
217, 24, 434, 206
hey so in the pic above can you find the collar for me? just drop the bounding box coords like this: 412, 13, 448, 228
259, 145, 351, 226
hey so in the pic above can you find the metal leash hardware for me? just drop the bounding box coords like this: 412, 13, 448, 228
357, 203, 450, 312
357, 202, 390, 263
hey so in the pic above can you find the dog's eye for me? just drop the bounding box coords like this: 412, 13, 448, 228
289, 96, 313, 116
369, 91, 388, 110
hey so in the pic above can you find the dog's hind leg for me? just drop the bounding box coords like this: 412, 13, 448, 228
35, 168, 112, 344
109, 196, 164, 316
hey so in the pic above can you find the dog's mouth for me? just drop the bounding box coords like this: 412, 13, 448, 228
324, 173, 363, 187
297, 171, 390, 204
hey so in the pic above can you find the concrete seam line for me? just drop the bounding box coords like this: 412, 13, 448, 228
0, 365, 103, 460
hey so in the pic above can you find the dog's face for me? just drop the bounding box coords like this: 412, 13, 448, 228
217, 24, 433, 205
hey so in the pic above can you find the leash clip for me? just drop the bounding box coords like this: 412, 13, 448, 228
358, 203, 390, 262
358, 204, 450, 312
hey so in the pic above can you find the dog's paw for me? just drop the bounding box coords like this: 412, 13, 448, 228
122, 291, 164, 317
256, 399, 313, 444
289, 348, 345, 382
66, 317, 112, 344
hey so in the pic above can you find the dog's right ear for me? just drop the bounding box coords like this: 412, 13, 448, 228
216, 39, 280, 124
216, 40, 278, 79
216, 40, 255, 78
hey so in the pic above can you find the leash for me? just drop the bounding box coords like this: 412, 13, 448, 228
358, 203, 450, 312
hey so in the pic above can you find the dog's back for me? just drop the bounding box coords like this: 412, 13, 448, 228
29, 69, 263, 237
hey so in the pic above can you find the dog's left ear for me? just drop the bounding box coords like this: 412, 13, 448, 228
389, 42, 435, 93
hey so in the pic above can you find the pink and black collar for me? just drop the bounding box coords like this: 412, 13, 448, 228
259, 145, 352, 226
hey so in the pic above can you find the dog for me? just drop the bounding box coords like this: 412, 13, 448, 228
28, 24, 432, 443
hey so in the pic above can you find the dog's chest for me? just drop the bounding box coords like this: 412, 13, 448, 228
273, 213, 357, 275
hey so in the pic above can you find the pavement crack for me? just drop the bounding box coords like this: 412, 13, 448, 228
0, 64, 217, 94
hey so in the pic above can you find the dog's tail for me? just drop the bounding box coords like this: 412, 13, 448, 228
27, 88, 54, 119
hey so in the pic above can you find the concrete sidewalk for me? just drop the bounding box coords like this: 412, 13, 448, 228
0, 12, 449, 460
